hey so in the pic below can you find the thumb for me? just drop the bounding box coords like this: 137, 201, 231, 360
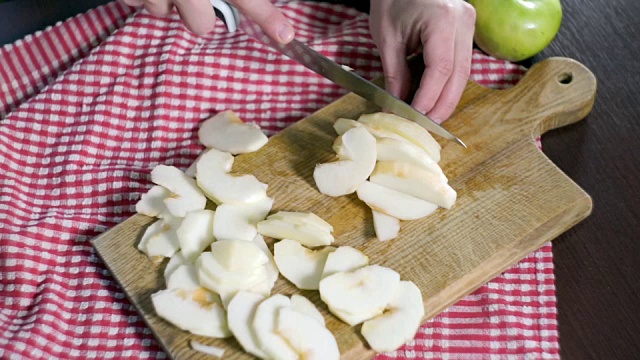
230, 0, 295, 44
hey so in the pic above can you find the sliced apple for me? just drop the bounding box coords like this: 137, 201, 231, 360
356, 181, 439, 220
291, 294, 325, 326
321, 246, 369, 279
313, 127, 377, 197
165, 264, 199, 290
361, 281, 425, 352
370, 161, 457, 209
226, 291, 268, 358
176, 209, 216, 262
138, 216, 182, 260
252, 294, 298, 360
136, 185, 171, 218
274, 239, 335, 290
210, 239, 268, 272
195, 148, 267, 205
257, 218, 334, 247
253, 234, 279, 289
213, 197, 273, 242
198, 110, 268, 155
190, 340, 226, 357
376, 137, 447, 182
319, 265, 400, 326
372, 210, 400, 242
358, 112, 441, 162
266, 211, 333, 233
334, 117, 419, 150
276, 307, 340, 360
151, 287, 231, 338
197, 252, 269, 302
164, 251, 189, 279
150, 165, 207, 217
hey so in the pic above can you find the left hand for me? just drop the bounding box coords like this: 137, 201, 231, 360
369, 0, 476, 123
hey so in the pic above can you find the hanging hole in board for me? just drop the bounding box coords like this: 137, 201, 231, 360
557, 72, 573, 84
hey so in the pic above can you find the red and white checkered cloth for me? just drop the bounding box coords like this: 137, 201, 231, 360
0, 1, 559, 358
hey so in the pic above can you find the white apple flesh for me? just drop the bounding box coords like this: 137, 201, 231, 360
274, 239, 336, 290
313, 127, 377, 197
321, 246, 369, 279
176, 209, 216, 262
198, 110, 268, 154
319, 265, 401, 325
151, 288, 231, 338
165, 264, 200, 290
213, 197, 273, 242
252, 294, 298, 360
139, 216, 182, 259
136, 185, 171, 218
370, 161, 457, 209
196, 148, 268, 205
372, 210, 400, 242
257, 218, 334, 247
276, 307, 340, 360
358, 112, 441, 162
150, 165, 207, 217
376, 137, 447, 182
361, 280, 425, 352
226, 291, 268, 358
356, 181, 439, 220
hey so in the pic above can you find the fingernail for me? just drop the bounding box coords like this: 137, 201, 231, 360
277, 24, 294, 43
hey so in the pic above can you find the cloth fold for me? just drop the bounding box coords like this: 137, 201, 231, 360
0, 1, 558, 358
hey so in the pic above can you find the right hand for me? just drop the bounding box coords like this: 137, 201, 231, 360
122, 0, 295, 44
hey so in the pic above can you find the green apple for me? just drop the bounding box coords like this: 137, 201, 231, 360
469, 0, 563, 62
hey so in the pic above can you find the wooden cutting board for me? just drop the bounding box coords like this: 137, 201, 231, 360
92, 56, 596, 359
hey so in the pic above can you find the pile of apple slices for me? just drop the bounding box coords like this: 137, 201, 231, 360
313, 112, 457, 241
132, 109, 432, 357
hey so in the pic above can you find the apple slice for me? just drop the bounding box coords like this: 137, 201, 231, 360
376, 137, 447, 182
253, 234, 279, 289
266, 211, 333, 234
176, 209, 215, 262
274, 239, 336, 290
138, 216, 182, 260
213, 197, 273, 242
361, 281, 425, 352
197, 252, 269, 295
190, 341, 225, 357
319, 265, 400, 325
164, 251, 189, 278
136, 185, 171, 218
321, 246, 369, 279
356, 181, 439, 220
195, 147, 267, 205
198, 110, 268, 155
276, 307, 340, 360
291, 294, 325, 326
253, 294, 298, 360
165, 264, 199, 290
313, 127, 377, 197
372, 210, 400, 242
210, 239, 268, 272
257, 218, 334, 247
150, 165, 207, 217
370, 161, 457, 209
151, 288, 231, 338
358, 112, 441, 162
334, 117, 418, 150
226, 291, 268, 358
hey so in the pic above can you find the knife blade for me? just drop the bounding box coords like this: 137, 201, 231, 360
210, 0, 466, 147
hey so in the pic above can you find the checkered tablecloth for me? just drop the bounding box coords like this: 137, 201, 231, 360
0, 1, 559, 358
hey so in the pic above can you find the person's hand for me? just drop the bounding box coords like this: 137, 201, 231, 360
369, 0, 476, 123
122, 0, 295, 44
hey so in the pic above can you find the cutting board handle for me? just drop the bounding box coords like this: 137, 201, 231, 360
504, 57, 597, 137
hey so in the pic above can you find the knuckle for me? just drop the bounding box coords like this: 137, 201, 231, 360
460, 2, 477, 23
433, 58, 454, 77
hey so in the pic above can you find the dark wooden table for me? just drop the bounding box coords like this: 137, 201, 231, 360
2, 0, 639, 358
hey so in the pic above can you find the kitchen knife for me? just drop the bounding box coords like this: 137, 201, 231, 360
210, 0, 466, 148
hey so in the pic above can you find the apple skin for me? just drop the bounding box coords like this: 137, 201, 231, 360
469, 0, 563, 62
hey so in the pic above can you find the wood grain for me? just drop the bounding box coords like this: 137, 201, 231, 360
91, 57, 595, 359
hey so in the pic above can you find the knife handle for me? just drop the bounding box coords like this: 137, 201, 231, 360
210, 0, 239, 32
